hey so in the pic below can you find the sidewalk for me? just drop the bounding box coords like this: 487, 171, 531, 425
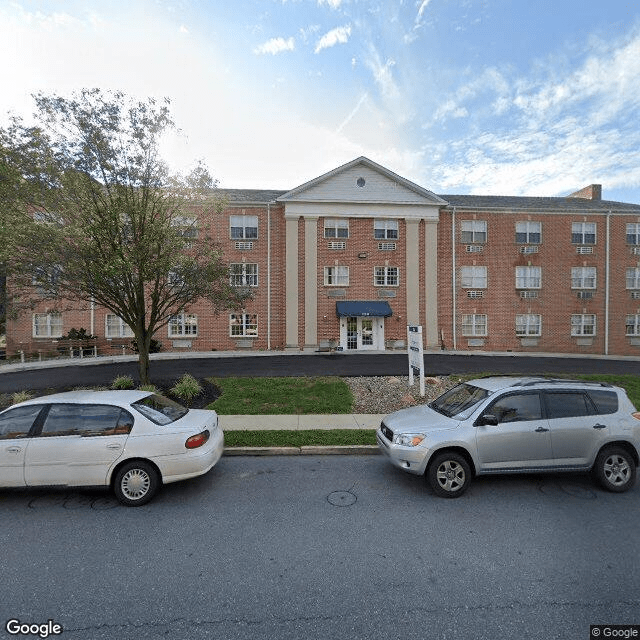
219, 413, 385, 457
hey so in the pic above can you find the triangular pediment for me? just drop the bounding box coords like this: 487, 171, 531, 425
277, 157, 447, 206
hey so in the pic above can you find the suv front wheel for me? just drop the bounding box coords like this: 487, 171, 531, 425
427, 451, 472, 498
594, 447, 636, 493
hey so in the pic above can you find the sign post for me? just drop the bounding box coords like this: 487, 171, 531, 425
407, 325, 425, 396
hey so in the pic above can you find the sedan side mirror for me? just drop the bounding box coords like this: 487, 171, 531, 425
477, 413, 499, 426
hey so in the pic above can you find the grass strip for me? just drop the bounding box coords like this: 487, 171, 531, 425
224, 429, 377, 448
207, 376, 354, 414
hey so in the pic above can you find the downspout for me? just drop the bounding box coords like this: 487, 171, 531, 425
605, 210, 611, 355
90, 296, 95, 337
267, 201, 272, 350
452, 207, 457, 350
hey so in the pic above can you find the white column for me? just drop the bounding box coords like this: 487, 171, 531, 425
304, 217, 318, 348
424, 220, 439, 347
405, 218, 420, 325
285, 216, 299, 349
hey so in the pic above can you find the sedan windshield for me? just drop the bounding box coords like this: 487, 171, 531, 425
131, 394, 188, 425
430, 383, 490, 419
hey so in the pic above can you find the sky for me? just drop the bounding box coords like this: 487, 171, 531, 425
2, 0, 640, 203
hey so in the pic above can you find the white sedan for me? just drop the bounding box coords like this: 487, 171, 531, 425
0, 390, 224, 506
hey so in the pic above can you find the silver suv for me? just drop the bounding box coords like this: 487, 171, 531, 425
377, 377, 640, 498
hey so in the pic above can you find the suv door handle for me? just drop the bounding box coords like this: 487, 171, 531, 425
592, 423, 607, 430
535, 427, 549, 432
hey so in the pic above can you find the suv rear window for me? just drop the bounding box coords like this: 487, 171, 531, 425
587, 390, 619, 415
545, 392, 590, 419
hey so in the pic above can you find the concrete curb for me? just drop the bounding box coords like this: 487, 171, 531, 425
224, 445, 380, 456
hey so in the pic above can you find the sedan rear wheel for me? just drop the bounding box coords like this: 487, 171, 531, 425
114, 461, 159, 506
427, 452, 471, 498
594, 447, 636, 493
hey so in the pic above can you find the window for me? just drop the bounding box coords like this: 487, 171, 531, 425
168, 269, 185, 287
32, 265, 62, 293
571, 222, 596, 244
461, 314, 487, 336
460, 220, 487, 243
168, 313, 198, 337
324, 266, 349, 286
516, 314, 541, 336
460, 266, 487, 288
487, 393, 542, 423
230, 313, 258, 336
0, 405, 44, 440
324, 219, 349, 239
105, 315, 133, 338
374, 266, 399, 286
515, 266, 541, 289
588, 390, 618, 415
571, 314, 596, 336
545, 393, 590, 419
230, 263, 258, 287
374, 219, 398, 240
625, 314, 640, 336
627, 223, 640, 245
515, 221, 541, 244
40, 404, 133, 437
33, 312, 63, 338
173, 215, 198, 239
571, 267, 596, 289
626, 268, 640, 289
230, 215, 258, 239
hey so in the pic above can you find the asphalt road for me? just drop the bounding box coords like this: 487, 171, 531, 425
1, 352, 640, 393
1, 455, 638, 640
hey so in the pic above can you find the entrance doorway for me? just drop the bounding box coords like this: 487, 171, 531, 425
340, 317, 384, 350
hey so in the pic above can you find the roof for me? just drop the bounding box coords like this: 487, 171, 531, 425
13, 389, 152, 407
217, 189, 287, 204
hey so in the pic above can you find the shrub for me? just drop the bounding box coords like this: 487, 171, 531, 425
11, 391, 32, 405
138, 384, 158, 394
170, 373, 202, 405
111, 374, 135, 390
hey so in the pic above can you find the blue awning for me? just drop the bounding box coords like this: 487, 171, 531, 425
336, 301, 393, 317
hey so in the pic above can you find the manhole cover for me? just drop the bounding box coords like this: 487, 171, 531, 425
327, 490, 357, 507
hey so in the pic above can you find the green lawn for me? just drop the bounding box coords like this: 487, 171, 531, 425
224, 429, 376, 448
206, 376, 354, 415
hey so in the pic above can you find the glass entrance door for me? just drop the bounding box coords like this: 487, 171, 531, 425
341, 317, 381, 350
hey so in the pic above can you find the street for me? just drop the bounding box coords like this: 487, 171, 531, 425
1, 455, 638, 640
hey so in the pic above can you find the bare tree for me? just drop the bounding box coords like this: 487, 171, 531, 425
2, 89, 248, 384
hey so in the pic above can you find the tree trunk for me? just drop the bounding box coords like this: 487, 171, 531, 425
138, 346, 150, 386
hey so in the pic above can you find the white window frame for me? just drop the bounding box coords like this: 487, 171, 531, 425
515, 266, 541, 289
230, 215, 258, 240
461, 314, 487, 337
230, 263, 258, 287
324, 266, 349, 286
515, 221, 541, 244
625, 314, 640, 336
230, 313, 258, 337
374, 219, 399, 240
105, 314, 133, 338
460, 220, 487, 243
516, 314, 542, 337
571, 314, 596, 336
374, 266, 399, 287
324, 219, 349, 239
33, 312, 63, 338
626, 223, 640, 245
571, 266, 597, 289
168, 313, 198, 337
626, 267, 640, 290
571, 222, 596, 245
460, 266, 487, 289
172, 215, 198, 239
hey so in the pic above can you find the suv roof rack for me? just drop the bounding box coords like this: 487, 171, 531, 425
512, 378, 613, 388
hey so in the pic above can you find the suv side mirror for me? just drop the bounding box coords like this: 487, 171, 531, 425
477, 413, 499, 426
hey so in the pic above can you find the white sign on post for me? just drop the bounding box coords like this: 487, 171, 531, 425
407, 325, 425, 397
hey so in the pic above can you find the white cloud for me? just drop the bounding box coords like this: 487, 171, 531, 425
253, 36, 295, 55
314, 24, 351, 53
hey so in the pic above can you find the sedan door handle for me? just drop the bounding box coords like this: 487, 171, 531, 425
6, 446, 22, 453
535, 427, 549, 433
592, 423, 607, 430
107, 443, 122, 450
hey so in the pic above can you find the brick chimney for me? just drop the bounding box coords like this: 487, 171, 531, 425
568, 184, 602, 200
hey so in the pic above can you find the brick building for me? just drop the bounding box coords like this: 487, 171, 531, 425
7, 156, 640, 357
